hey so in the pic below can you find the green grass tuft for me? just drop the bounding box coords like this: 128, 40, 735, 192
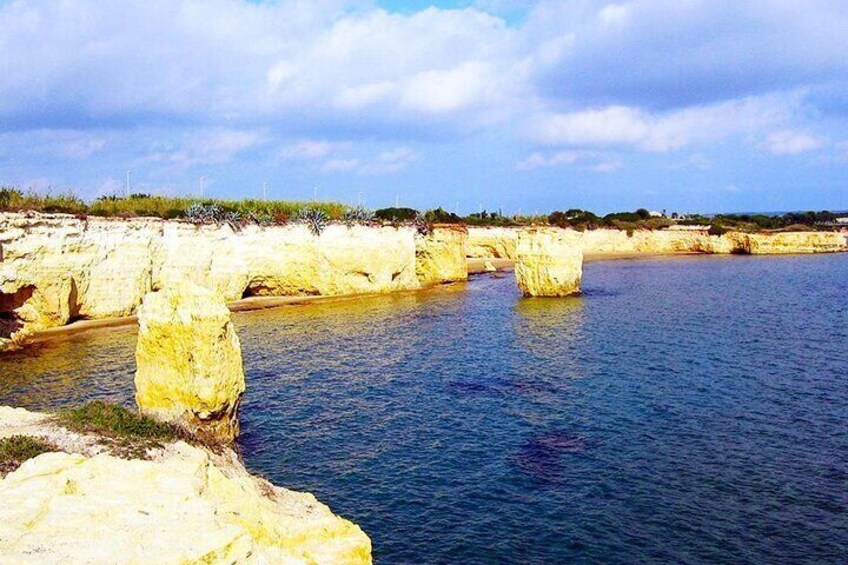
0, 435, 56, 475
56, 400, 178, 441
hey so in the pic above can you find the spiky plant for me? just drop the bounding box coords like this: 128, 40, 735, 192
184, 203, 224, 224
343, 206, 375, 227
295, 207, 329, 236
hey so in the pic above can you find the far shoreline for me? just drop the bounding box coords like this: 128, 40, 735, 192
25, 252, 721, 346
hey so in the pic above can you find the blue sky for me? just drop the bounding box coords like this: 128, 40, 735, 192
1, 0, 846, 214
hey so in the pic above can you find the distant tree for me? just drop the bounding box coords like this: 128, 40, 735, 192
374, 207, 419, 222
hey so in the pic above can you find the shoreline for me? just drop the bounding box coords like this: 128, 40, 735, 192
22, 250, 845, 346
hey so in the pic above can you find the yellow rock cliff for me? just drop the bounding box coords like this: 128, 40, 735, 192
0, 406, 372, 564
415, 225, 469, 285
135, 283, 246, 442
515, 228, 584, 297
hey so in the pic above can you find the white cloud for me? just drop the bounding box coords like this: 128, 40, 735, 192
147, 129, 265, 168
320, 146, 416, 175
517, 150, 620, 172
765, 130, 826, 155
526, 93, 800, 152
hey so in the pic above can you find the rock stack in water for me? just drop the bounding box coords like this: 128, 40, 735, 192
415, 225, 469, 285
515, 228, 583, 297
135, 282, 245, 442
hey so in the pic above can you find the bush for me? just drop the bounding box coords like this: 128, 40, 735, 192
424, 207, 463, 224
374, 207, 419, 222
708, 223, 728, 236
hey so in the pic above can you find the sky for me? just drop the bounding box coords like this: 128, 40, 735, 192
1, 0, 847, 214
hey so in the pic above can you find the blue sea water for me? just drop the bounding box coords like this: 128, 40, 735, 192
2, 254, 847, 564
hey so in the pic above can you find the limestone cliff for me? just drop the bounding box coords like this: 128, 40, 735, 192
0, 213, 422, 350
466, 227, 518, 259
467, 226, 847, 258
135, 283, 245, 442
0, 406, 372, 564
515, 228, 584, 297
415, 225, 469, 285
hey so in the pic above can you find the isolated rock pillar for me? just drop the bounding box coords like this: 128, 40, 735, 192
515, 228, 583, 297
134, 282, 245, 442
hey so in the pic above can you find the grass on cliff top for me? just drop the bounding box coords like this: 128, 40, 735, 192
0, 435, 57, 475
55, 401, 188, 458
1, 187, 349, 221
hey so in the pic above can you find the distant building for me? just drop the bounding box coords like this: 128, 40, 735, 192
837, 217, 848, 224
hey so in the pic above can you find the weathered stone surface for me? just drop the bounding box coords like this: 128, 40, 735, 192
135, 283, 245, 442
466, 227, 518, 259
0, 407, 372, 564
0, 213, 421, 349
515, 228, 584, 297
469, 226, 848, 258
415, 225, 469, 285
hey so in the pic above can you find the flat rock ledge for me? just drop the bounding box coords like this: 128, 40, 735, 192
0, 406, 372, 564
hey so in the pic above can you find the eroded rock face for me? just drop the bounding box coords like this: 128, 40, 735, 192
469, 226, 848, 258
415, 225, 469, 285
135, 283, 245, 442
0, 436, 371, 563
466, 227, 518, 259
0, 213, 422, 350
515, 228, 584, 297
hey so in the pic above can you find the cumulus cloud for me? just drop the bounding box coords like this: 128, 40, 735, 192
527, 0, 848, 109
322, 146, 417, 175
147, 129, 266, 168
527, 92, 801, 151
0, 0, 846, 207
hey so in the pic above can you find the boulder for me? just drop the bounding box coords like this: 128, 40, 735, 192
134, 283, 245, 442
515, 228, 583, 297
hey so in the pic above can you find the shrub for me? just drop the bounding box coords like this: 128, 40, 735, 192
374, 207, 418, 222
424, 207, 463, 224
708, 223, 728, 236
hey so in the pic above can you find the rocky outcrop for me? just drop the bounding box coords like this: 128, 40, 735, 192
0, 406, 372, 564
135, 283, 245, 442
515, 228, 584, 297
723, 231, 848, 254
415, 225, 469, 285
468, 226, 848, 258
0, 213, 422, 350
466, 227, 518, 259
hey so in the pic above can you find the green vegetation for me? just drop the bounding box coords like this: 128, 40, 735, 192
0, 187, 348, 224
3, 186, 843, 232
548, 208, 673, 231
374, 207, 419, 222
0, 435, 56, 475
55, 401, 184, 457
0, 187, 87, 214
680, 210, 839, 232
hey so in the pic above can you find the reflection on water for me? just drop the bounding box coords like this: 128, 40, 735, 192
2, 255, 848, 564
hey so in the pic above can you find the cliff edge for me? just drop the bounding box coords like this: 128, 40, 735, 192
0, 405, 372, 564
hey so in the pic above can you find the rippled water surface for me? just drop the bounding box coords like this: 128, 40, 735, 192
3, 255, 848, 564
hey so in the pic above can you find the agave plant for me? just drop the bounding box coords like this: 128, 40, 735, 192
184, 203, 224, 224
294, 207, 329, 236
343, 206, 375, 227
